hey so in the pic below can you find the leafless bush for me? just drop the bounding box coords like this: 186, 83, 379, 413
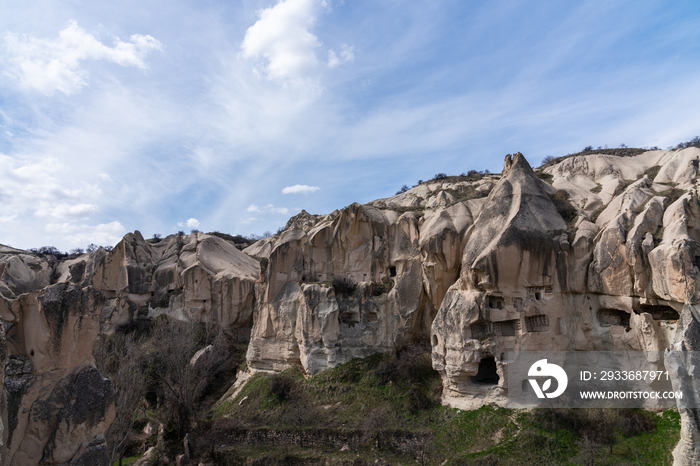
286, 389, 315, 447
95, 333, 146, 466
149, 318, 227, 439
362, 407, 391, 450
406, 434, 434, 466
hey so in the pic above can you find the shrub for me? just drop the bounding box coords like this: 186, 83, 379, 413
36, 246, 62, 256
269, 374, 294, 402
536, 172, 554, 184
618, 408, 656, 437
549, 190, 577, 223
540, 155, 556, 166
407, 385, 432, 412
675, 136, 700, 149
656, 187, 685, 206
433, 173, 447, 180
465, 169, 483, 182
396, 185, 409, 195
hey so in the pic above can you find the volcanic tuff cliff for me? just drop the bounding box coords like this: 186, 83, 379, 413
2, 147, 700, 465
0, 233, 257, 465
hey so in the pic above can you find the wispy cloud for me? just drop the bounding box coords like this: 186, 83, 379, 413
246, 204, 290, 215
35, 203, 98, 218
1, 20, 161, 95
44, 220, 125, 247
282, 184, 320, 194
327, 44, 353, 68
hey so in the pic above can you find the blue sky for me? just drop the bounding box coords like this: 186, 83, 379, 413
1, 0, 699, 250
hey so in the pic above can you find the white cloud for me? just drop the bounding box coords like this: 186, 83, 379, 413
0, 155, 101, 220
35, 203, 98, 218
43, 220, 125, 248
186, 218, 200, 228
267, 204, 289, 215
1, 20, 162, 95
246, 203, 289, 215
241, 0, 323, 80
327, 44, 353, 68
282, 184, 320, 194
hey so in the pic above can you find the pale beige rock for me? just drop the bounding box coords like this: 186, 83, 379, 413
245, 186, 489, 375
1, 284, 114, 466
92, 232, 258, 334
4, 144, 700, 463
431, 151, 692, 409
0, 231, 258, 465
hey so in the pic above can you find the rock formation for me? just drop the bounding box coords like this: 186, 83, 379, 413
243, 148, 700, 463
244, 182, 486, 375
3, 146, 700, 464
0, 232, 257, 465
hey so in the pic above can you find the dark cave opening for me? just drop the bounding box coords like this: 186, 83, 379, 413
471, 355, 500, 385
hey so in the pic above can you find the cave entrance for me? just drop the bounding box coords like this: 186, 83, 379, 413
471, 355, 500, 385
639, 304, 680, 321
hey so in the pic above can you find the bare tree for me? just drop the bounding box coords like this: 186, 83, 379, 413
150, 317, 226, 439
95, 333, 145, 466
363, 407, 391, 450
407, 434, 434, 466
285, 389, 314, 447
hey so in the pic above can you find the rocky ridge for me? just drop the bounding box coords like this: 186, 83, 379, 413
2, 147, 700, 464
0, 232, 257, 465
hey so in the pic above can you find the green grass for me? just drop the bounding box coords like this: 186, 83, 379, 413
112, 456, 143, 466
203, 351, 681, 465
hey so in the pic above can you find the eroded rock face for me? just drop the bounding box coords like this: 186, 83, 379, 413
91, 232, 259, 336
430, 151, 693, 409
0, 283, 112, 465
3, 146, 700, 463
246, 181, 489, 375
665, 304, 700, 466
0, 232, 259, 465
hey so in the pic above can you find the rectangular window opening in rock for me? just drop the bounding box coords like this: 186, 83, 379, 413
513, 297, 523, 311
492, 319, 520, 336
597, 309, 630, 327
488, 296, 505, 310
525, 314, 550, 332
